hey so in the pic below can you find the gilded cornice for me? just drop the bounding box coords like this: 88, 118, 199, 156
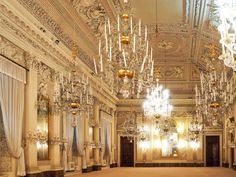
17, 0, 94, 69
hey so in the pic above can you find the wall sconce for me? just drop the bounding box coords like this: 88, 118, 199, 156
49, 136, 67, 145
190, 140, 200, 150
26, 130, 48, 144
154, 139, 162, 149
139, 140, 150, 149
177, 123, 185, 134
177, 139, 187, 149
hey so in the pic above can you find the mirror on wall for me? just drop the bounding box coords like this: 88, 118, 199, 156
161, 133, 178, 157
89, 127, 94, 159
160, 119, 178, 158
37, 79, 49, 161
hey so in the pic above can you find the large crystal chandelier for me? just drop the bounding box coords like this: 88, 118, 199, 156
53, 44, 94, 115
195, 44, 233, 128
143, 83, 173, 118
143, 69, 173, 118
94, 0, 154, 98
215, 0, 236, 70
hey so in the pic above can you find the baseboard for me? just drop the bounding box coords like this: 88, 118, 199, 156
82, 166, 93, 173
110, 163, 118, 168
135, 163, 204, 167
222, 162, 229, 168
92, 165, 102, 171
232, 164, 236, 170
26, 169, 64, 177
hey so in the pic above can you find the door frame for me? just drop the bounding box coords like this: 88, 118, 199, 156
204, 132, 222, 167
118, 134, 136, 167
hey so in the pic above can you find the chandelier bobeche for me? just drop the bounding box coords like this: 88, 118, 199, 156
94, 0, 154, 98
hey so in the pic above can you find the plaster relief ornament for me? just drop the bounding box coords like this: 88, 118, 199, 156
71, 0, 106, 37
157, 40, 174, 50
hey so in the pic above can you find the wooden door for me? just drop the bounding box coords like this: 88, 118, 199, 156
206, 136, 220, 167
120, 137, 134, 167
231, 148, 234, 167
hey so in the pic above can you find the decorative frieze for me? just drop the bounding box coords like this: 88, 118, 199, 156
99, 102, 113, 115
16, 0, 93, 69
0, 4, 71, 68
0, 35, 26, 66
156, 65, 185, 80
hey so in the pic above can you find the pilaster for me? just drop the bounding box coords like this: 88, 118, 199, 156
94, 100, 101, 166
25, 69, 38, 172
49, 83, 62, 169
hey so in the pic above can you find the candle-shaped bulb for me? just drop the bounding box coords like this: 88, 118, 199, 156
139, 19, 141, 36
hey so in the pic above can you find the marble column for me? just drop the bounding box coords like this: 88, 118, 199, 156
25, 69, 38, 172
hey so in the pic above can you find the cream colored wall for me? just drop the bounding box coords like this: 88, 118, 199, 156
116, 111, 204, 165
0, 1, 236, 176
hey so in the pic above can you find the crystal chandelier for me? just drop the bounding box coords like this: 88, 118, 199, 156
53, 44, 94, 115
94, 0, 154, 98
195, 44, 233, 128
215, 0, 236, 70
154, 117, 177, 136
188, 115, 202, 150
143, 70, 173, 118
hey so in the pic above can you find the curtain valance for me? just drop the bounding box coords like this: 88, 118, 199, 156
0, 56, 26, 84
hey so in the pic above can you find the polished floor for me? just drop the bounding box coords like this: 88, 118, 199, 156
71, 167, 236, 177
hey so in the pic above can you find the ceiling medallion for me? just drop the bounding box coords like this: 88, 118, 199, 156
157, 40, 174, 50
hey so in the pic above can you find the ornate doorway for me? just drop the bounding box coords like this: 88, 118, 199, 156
120, 137, 134, 167
206, 136, 220, 167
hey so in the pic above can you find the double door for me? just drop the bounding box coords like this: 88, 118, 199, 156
120, 137, 134, 167
206, 136, 220, 167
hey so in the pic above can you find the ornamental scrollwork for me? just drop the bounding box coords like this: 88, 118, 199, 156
71, 0, 106, 37
17, 0, 93, 69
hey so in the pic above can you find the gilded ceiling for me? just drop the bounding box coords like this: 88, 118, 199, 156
10, 0, 223, 110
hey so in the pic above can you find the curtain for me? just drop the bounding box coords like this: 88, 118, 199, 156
100, 111, 112, 163
75, 113, 84, 156
106, 121, 112, 159
101, 117, 106, 159
0, 56, 26, 176
64, 113, 75, 171
66, 113, 75, 155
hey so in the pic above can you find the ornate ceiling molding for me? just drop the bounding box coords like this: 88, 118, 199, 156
17, 0, 93, 69
71, 0, 107, 37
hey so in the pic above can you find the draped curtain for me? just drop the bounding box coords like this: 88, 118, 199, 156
75, 113, 86, 169
64, 112, 86, 170
100, 111, 112, 163
64, 113, 75, 171
75, 114, 84, 156
0, 56, 26, 176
